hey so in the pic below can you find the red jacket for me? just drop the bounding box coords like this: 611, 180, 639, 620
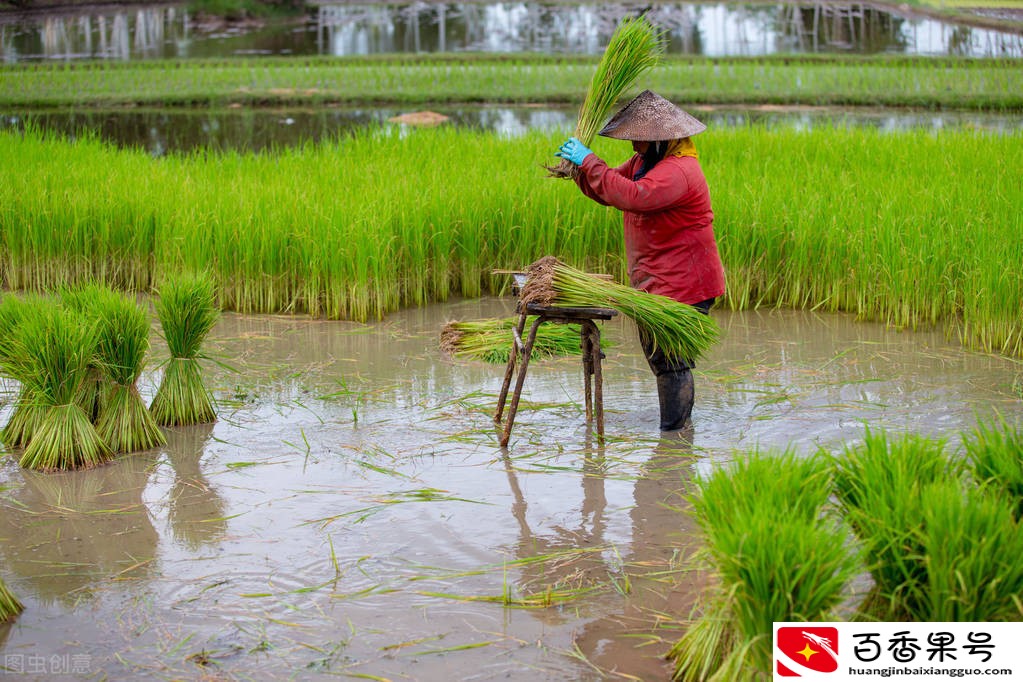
575, 153, 726, 306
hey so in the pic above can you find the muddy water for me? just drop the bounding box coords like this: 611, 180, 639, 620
0, 300, 1020, 680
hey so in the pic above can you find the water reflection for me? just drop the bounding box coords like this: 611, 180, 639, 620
2, 105, 1019, 157
1, 2, 1020, 62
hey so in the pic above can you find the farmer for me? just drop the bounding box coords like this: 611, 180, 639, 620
555, 90, 725, 432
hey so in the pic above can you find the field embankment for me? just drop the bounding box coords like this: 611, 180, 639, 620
2, 54, 1022, 110
2, 125, 1020, 356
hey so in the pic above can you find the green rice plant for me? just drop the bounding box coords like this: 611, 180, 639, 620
64, 285, 166, 452
12, 302, 112, 471
918, 479, 1023, 622
547, 15, 664, 178
440, 316, 609, 364
670, 449, 859, 680
59, 283, 116, 422
520, 256, 719, 364
828, 427, 962, 620
962, 415, 1023, 521
150, 272, 219, 426
0, 294, 52, 449
0, 577, 23, 622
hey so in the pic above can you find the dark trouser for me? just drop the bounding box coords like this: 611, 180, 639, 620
638, 298, 714, 431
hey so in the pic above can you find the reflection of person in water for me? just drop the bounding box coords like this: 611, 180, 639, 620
571, 431, 706, 678
163, 423, 227, 550
0, 452, 160, 606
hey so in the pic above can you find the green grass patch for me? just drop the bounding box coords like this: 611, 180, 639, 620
1, 123, 1020, 357
1, 54, 1021, 110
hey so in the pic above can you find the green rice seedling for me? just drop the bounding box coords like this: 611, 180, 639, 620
85, 287, 166, 453
59, 283, 116, 422
918, 479, 1023, 622
440, 316, 609, 364
0, 294, 52, 449
13, 302, 112, 471
828, 427, 963, 620
0, 577, 23, 622
547, 15, 664, 178
962, 415, 1023, 521
670, 449, 859, 680
150, 272, 219, 426
520, 256, 719, 364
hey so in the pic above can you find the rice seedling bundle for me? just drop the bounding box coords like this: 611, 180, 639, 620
828, 428, 961, 620
0, 294, 52, 449
61, 284, 166, 453
150, 272, 219, 426
12, 302, 113, 471
440, 316, 607, 364
0, 577, 23, 622
918, 479, 1023, 622
963, 416, 1023, 521
520, 256, 718, 364
669, 449, 858, 680
547, 15, 664, 178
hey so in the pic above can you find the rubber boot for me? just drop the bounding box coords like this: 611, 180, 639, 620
655, 369, 695, 432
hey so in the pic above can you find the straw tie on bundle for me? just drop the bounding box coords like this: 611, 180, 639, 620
520, 256, 720, 364
546, 15, 664, 179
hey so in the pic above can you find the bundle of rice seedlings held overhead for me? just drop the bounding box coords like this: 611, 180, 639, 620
150, 272, 219, 426
519, 256, 719, 364
441, 317, 610, 364
10, 300, 113, 471
0, 294, 52, 449
61, 283, 166, 453
0, 576, 23, 622
547, 14, 664, 178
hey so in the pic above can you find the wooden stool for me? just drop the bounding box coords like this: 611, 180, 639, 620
494, 303, 617, 447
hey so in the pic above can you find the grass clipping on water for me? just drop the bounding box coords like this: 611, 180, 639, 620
440, 316, 609, 364
150, 273, 219, 426
519, 256, 718, 364
547, 14, 664, 179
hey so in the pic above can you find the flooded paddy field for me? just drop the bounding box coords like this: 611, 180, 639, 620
1, 299, 1020, 680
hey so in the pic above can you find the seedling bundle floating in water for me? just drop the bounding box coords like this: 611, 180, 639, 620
519, 256, 719, 364
150, 272, 219, 426
547, 14, 664, 179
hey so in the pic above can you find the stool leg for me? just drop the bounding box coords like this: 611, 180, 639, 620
580, 324, 593, 424
500, 316, 544, 447
495, 311, 528, 424
589, 322, 606, 442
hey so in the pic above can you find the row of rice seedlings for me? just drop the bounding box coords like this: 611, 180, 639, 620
669, 449, 859, 681
1, 124, 1020, 356
440, 316, 605, 364
0, 577, 22, 622
149, 272, 219, 426
520, 256, 720, 364
2, 55, 1020, 110
670, 420, 1023, 679
830, 424, 1023, 622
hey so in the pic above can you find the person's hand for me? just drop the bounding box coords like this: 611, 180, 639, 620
556, 137, 593, 166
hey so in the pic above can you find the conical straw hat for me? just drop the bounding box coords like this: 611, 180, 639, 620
597, 90, 706, 141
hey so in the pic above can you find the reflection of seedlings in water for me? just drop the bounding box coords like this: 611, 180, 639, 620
163, 423, 229, 550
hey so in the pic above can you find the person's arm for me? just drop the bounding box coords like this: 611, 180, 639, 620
577, 155, 688, 213
556, 137, 633, 206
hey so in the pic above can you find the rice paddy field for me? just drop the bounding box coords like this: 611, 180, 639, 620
2, 10, 1023, 680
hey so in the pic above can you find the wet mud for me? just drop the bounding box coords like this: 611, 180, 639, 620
0, 298, 1020, 680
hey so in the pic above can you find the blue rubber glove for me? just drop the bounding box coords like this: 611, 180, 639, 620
556, 137, 594, 166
